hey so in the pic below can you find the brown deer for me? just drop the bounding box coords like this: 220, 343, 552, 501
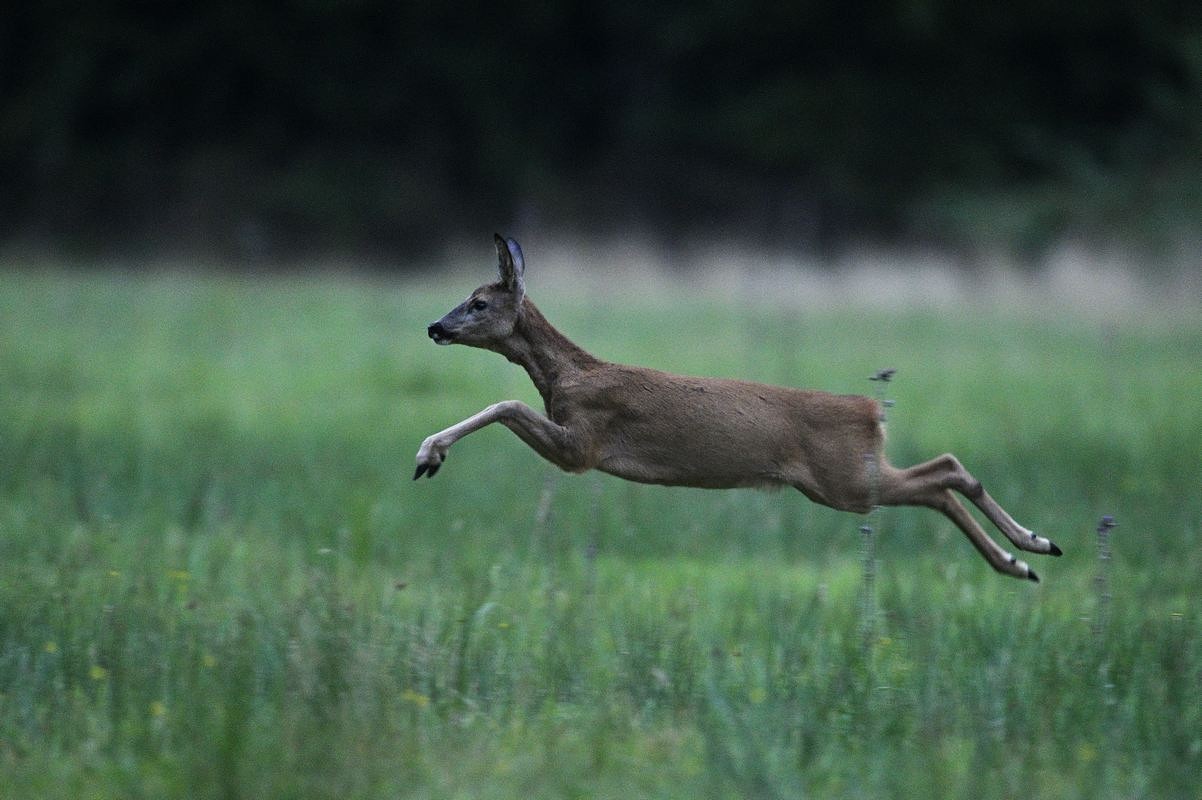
415, 235, 1062, 581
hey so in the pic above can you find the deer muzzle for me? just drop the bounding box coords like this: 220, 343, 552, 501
427, 321, 453, 345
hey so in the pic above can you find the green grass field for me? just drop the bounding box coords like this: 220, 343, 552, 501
1, 267, 1199, 798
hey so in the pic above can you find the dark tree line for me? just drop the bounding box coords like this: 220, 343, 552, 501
2, 1, 1200, 262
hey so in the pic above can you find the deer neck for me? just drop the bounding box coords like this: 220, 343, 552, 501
497, 299, 598, 408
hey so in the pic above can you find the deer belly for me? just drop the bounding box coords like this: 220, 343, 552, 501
595, 418, 790, 489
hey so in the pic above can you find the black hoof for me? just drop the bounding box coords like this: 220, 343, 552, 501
1027, 569, 1040, 583
1048, 542, 1063, 557
414, 459, 443, 480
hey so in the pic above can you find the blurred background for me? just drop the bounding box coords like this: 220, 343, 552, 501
4, 6, 1202, 795
2, 1, 1201, 270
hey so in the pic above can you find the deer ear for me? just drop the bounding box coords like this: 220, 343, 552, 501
494, 233, 525, 297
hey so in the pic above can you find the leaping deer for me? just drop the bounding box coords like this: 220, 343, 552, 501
415, 235, 1062, 581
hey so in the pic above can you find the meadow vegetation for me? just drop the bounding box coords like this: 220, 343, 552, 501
0, 267, 1199, 798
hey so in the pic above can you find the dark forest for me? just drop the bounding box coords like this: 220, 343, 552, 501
3, 1, 1200, 263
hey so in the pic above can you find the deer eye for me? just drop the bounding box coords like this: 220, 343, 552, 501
471, 299, 488, 312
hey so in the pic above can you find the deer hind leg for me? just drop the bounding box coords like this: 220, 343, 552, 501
879, 454, 1060, 581
882, 454, 1061, 556
932, 489, 1038, 581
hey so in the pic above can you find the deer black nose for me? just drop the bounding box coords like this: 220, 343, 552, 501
427, 322, 452, 344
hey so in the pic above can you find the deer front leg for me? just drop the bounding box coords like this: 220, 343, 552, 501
414, 400, 589, 479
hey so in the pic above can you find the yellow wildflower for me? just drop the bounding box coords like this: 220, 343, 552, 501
401, 689, 430, 709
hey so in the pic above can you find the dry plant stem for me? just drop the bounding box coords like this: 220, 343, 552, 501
530, 469, 559, 553
1094, 515, 1116, 638
859, 368, 893, 642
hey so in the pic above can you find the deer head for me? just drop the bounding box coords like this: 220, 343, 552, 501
427, 234, 526, 348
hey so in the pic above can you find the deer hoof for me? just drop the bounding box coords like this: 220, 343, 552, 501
414, 461, 442, 480
1026, 569, 1040, 583
1048, 541, 1063, 557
